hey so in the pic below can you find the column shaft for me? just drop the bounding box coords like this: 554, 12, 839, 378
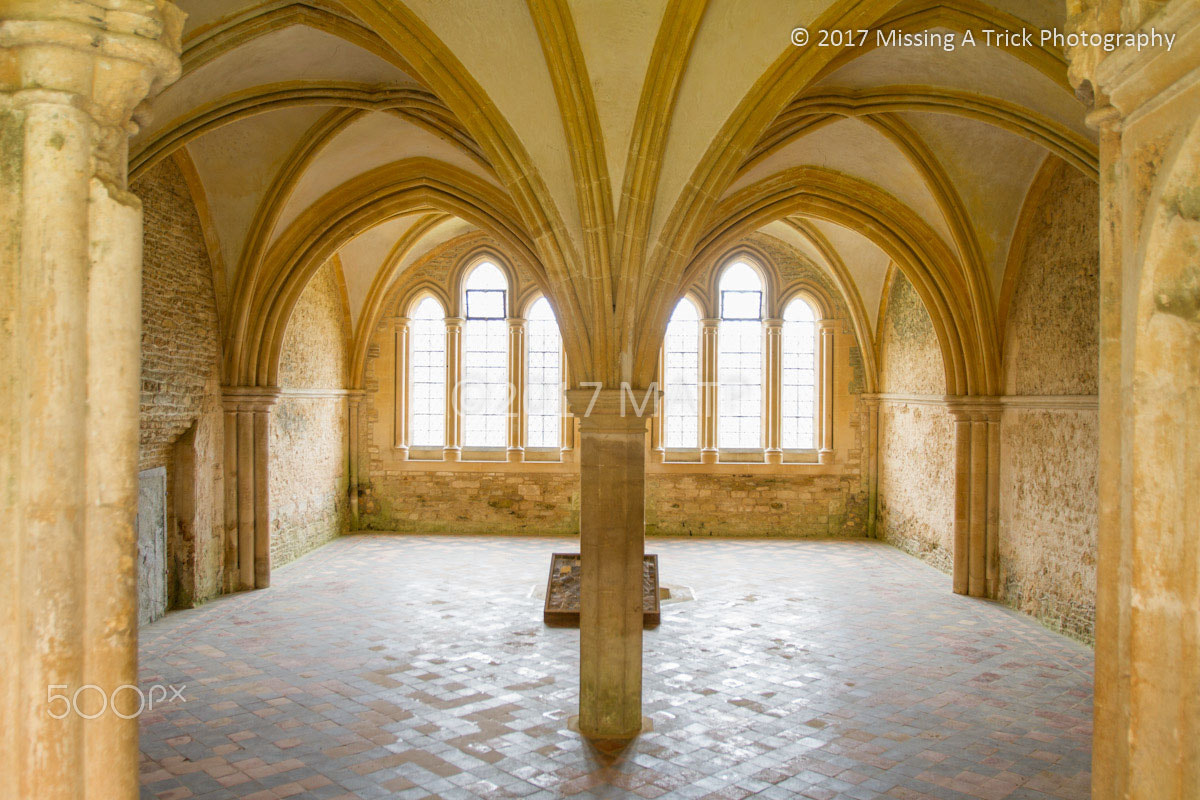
236, 410, 255, 589
8, 95, 94, 800
83, 178, 144, 798
968, 418, 988, 597
951, 415, 971, 595
566, 389, 653, 740
253, 409, 271, 589
348, 396, 361, 528
223, 409, 239, 593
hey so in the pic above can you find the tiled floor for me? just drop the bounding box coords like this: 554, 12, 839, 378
139, 535, 1093, 800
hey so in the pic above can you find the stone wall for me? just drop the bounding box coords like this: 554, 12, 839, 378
360, 470, 578, 534
358, 231, 870, 539
270, 260, 351, 566
876, 270, 956, 574
133, 156, 225, 608
877, 403, 956, 572
999, 158, 1099, 642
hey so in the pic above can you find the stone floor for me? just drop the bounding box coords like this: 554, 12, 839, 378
138, 535, 1093, 800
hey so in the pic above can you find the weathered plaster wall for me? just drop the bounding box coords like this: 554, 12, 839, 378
877, 271, 956, 573
134, 156, 224, 608
270, 260, 351, 566
1000, 159, 1100, 642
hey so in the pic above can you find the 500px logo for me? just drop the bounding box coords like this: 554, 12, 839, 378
46, 683, 187, 719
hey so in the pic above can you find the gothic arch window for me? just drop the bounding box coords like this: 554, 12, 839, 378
526, 297, 562, 448
409, 295, 446, 447
781, 296, 818, 450
664, 297, 700, 449
717, 261, 764, 449
462, 261, 509, 447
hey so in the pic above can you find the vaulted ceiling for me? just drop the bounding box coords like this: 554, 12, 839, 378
134, 0, 1096, 394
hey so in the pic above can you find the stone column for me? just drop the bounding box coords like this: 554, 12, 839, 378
948, 401, 1001, 598
1066, 4, 1200, 794
564, 388, 657, 741
507, 317, 526, 462
763, 318, 784, 464
699, 318, 720, 463
222, 388, 280, 591
0, 3, 182, 797
817, 319, 836, 463
863, 396, 880, 538
393, 316, 409, 456
443, 317, 463, 461
348, 393, 362, 528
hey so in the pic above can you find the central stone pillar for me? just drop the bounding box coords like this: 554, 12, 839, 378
565, 388, 655, 740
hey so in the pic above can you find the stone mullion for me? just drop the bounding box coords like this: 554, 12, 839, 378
818, 319, 836, 462
763, 318, 783, 464
393, 317, 409, 455
507, 317, 525, 462
444, 317, 463, 461
651, 347, 665, 463
700, 318, 720, 464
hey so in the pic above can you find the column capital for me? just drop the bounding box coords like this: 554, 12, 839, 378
222, 386, 281, 412
1, 1, 185, 182
444, 316, 465, 329
700, 317, 721, 330
1067, 0, 1200, 125
945, 396, 1003, 422
507, 316, 527, 330
818, 318, 839, 333
393, 315, 410, 330
763, 317, 784, 331
565, 388, 660, 432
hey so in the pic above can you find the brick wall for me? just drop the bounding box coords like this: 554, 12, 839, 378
133, 155, 225, 607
